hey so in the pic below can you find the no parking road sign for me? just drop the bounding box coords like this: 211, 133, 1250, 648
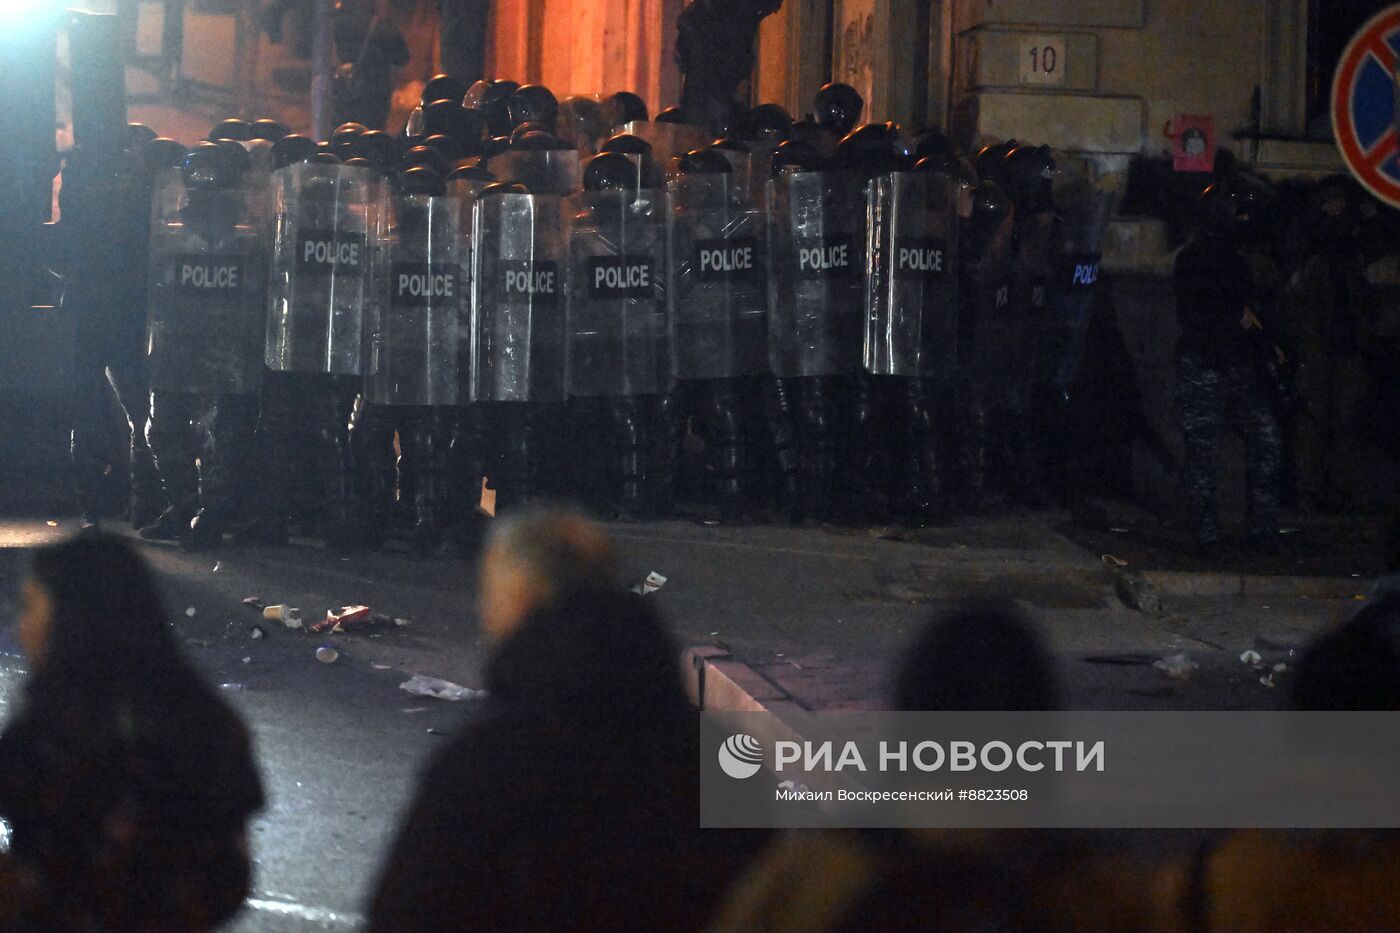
1334, 5, 1400, 208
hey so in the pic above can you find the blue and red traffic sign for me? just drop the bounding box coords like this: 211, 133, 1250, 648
1333, 5, 1400, 207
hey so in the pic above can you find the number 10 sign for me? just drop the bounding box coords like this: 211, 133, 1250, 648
1019, 35, 1066, 86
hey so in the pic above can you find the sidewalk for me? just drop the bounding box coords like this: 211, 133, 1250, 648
635, 513, 1370, 721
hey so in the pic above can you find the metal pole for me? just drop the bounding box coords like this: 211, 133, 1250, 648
311, 0, 335, 140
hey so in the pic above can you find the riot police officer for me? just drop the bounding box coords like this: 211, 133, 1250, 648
469, 179, 568, 513
999, 143, 1057, 506
956, 178, 1019, 511
140, 143, 266, 547
861, 151, 960, 525
564, 152, 672, 518
666, 147, 771, 522
355, 165, 465, 552
766, 140, 864, 522
259, 143, 382, 549
1175, 184, 1283, 557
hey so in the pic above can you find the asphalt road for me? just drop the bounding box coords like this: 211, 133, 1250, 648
0, 513, 1358, 930
0, 520, 493, 931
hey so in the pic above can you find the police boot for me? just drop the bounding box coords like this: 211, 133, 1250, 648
646, 393, 682, 518
893, 379, 947, 527
609, 397, 647, 520
706, 381, 746, 523
798, 377, 842, 524
763, 377, 803, 524
397, 411, 441, 554
129, 438, 164, 530
957, 397, 993, 514
349, 399, 398, 549
142, 392, 199, 541
839, 373, 884, 525
495, 406, 533, 513
313, 391, 359, 553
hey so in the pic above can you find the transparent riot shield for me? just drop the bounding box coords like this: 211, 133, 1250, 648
490, 150, 582, 197
621, 121, 714, 177
963, 206, 1019, 392
1044, 186, 1114, 388
666, 174, 770, 380
563, 189, 671, 397
766, 170, 865, 378
146, 178, 267, 396
362, 194, 464, 406
266, 163, 382, 375
470, 193, 567, 402
863, 172, 959, 379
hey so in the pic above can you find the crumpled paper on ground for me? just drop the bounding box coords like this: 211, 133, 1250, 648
399, 674, 487, 702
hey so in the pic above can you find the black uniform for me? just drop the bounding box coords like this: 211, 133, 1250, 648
1174, 232, 1282, 549
59, 146, 163, 529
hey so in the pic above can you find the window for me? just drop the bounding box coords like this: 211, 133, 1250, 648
1307, 0, 1392, 137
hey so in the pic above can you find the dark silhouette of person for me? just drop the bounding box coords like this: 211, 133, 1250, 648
675, 0, 783, 133
0, 535, 263, 930
368, 509, 767, 931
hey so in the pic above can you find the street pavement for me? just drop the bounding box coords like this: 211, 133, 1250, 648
0, 511, 1373, 930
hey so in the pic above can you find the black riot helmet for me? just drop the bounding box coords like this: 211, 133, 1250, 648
398, 165, 446, 197
271, 134, 319, 169
814, 83, 864, 137
448, 163, 495, 185
676, 147, 733, 175
182, 141, 243, 190
401, 145, 450, 176
1001, 144, 1055, 213
770, 139, 821, 176
125, 123, 158, 150
209, 118, 252, 142
607, 91, 648, 127
1230, 172, 1273, 230
480, 180, 530, 198
508, 84, 559, 130
913, 128, 953, 161
358, 130, 403, 174
711, 136, 751, 155
654, 106, 688, 125
1198, 184, 1243, 238
510, 122, 552, 146
913, 152, 959, 176
143, 137, 188, 173
972, 179, 1011, 222
968, 179, 1012, 252
583, 152, 640, 193
343, 157, 373, 169
474, 80, 517, 137
834, 123, 905, 176
511, 130, 562, 151
974, 141, 1016, 185
422, 133, 464, 163
481, 135, 511, 160
211, 138, 253, 177
250, 118, 291, 141
311, 152, 343, 165
600, 133, 653, 157
560, 95, 609, 143
330, 122, 368, 156
741, 103, 793, 144
422, 73, 468, 106
424, 100, 485, 154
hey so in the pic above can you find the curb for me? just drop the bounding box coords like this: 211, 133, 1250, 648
1140, 570, 1369, 600
683, 646, 791, 715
